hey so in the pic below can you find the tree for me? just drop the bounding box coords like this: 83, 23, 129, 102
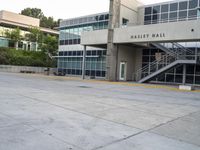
21, 8, 60, 29
4, 27, 22, 49
21, 8, 44, 19
25, 27, 43, 51
41, 35, 58, 56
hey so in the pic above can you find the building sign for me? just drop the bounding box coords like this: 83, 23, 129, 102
131, 33, 166, 39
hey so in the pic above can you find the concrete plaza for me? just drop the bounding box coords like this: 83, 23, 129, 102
0, 72, 200, 150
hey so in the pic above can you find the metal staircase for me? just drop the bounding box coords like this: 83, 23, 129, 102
135, 42, 198, 83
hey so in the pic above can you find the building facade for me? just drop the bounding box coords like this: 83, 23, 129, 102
57, 13, 109, 77
58, 0, 200, 86
0, 10, 58, 51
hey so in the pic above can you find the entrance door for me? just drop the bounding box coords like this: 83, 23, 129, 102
119, 62, 127, 81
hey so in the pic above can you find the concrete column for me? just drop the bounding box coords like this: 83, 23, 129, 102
183, 64, 186, 84
82, 45, 86, 80
106, 0, 121, 81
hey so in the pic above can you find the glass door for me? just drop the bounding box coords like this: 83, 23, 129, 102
119, 62, 127, 81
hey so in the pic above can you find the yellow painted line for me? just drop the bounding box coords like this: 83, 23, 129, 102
12, 73, 200, 93
85, 79, 200, 93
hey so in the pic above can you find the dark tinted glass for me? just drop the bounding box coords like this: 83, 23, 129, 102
152, 14, 159, 20
99, 15, 104, 21
153, 5, 160, 14
179, 11, 187, 18
144, 15, 152, 21
170, 12, 178, 19
189, 0, 198, 9
161, 4, 169, 12
59, 51, 64, 56
77, 51, 81, 56
145, 7, 152, 15
188, 9, 197, 17
105, 14, 109, 20
186, 75, 194, 84
170, 3, 178, 11
195, 76, 200, 84
161, 13, 168, 20
179, 1, 188, 10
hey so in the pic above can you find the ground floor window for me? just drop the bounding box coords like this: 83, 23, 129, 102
58, 50, 106, 78
142, 45, 200, 85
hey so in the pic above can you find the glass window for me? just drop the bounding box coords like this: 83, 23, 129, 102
59, 51, 64, 56
188, 9, 197, 18
196, 65, 200, 75
161, 4, 169, 13
145, 7, 152, 15
153, 5, 160, 14
161, 13, 168, 21
99, 15, 104, 21
170, 12, 178, 20
189, 0, 198, 9
92, 51, 97, 56
95, 16, 99, 21
87, 51, 91, 56
175, 75, 183, 83
198, 9, 200, 17
179, 11, 187, 19
170, 3, 178, 11
186, 65, 195, 74
186, 75, 194, 84
144, 15, 152, 21
105, 14, 109, 20
152, 14, 159, 22
195, 76, 200, 84
179, 1, 188, 10
166, 74, 174, 82
122, 18, 129, 25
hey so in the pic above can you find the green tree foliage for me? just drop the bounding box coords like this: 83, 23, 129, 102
4, 27, 22, 49
0, 47, 56, 67
21, 8, 44, 19
25, 27, 43, 43
21, 8, 60, 29
41, 35, 58, 56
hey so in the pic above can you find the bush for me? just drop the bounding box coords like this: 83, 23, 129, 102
0, 47, 56, 67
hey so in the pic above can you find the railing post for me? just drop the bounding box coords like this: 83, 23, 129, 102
148, 63, 151, 75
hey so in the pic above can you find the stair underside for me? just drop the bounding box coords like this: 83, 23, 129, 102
139, 59, 197, 83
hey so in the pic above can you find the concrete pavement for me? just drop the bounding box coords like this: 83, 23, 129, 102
0, 72, 200, 150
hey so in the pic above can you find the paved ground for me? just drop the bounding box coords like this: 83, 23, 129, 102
0, 72, 200, 150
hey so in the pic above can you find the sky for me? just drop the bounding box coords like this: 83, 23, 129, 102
0, 0, 169, 20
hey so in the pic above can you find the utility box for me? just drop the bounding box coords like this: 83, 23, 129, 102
179, 85, 194, 91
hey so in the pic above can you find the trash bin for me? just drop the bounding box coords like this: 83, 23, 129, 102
44, 68, 50, 75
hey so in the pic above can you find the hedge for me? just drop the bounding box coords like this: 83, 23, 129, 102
0, 47, 56, 67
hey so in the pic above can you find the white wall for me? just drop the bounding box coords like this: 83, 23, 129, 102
119, 0, 143, 26
0, 10, 40, 27
114, 20, 200, 43
81, 29, 108, 45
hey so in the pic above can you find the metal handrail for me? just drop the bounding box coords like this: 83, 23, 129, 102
134, 42, 197, 81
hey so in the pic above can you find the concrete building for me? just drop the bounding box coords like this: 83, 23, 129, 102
0, 10, 58, 51
58, 0, 200, 85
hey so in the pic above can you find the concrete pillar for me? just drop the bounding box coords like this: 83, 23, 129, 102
106, 0, 121, 81
82, 45, 86, 80
183, 64, 186, 84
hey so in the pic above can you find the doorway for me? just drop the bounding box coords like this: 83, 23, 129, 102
119, 62, 127, 81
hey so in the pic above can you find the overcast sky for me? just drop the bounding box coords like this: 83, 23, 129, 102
0, 0, 169, 20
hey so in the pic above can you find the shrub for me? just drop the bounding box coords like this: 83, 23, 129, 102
0, 47, 56, 67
